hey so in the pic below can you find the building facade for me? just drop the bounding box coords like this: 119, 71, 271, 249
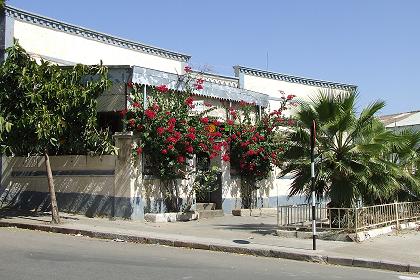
1, 5, 357, 217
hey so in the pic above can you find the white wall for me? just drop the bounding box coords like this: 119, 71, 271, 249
241, 74, 349, 114
12, 20, 184, 74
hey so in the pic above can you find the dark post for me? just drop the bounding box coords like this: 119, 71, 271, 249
310, 120, 316, 250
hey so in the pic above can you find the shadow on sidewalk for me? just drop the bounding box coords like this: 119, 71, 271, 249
0, 207, 80, 222
214, 223, 278, 236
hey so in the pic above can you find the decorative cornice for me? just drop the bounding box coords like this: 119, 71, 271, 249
4, 5, 191, 62
234, 65, 357, 91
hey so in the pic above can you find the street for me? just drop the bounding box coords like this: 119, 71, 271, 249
0, 228, 417, 280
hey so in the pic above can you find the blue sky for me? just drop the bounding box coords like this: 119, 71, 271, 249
6, 0, 420, 115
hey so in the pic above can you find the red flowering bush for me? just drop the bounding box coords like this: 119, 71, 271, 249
123, 68, 224, 211
223, 95, 296, 208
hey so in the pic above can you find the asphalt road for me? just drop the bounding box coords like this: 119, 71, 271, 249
0, 227, 418, 280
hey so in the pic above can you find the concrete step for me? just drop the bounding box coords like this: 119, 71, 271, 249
195, 203, 216, 211
198, 209, 224, 219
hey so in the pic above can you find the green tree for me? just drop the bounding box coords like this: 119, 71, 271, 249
388, 129, 420, 202
280, 91, 419, 208
0, 42, 113, 223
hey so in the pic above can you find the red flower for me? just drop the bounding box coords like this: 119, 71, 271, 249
227, 119, 234, 125
156, 84, 169, 93
231, 134, 237, 140
200, 117, 209, 124
185, 96, 195, 108
166, 136, 177, 143
136, 124, 143, 131
212, 144, 222, 152
168, 145, 175, 150
287, 94, 296, 100
186, 133, 196, 141
174, 131, 182, 140
240, 141, 250, 148
152, 103, 160, 111
213, 120, 221, 126
128, 118, 136, 127
168, 117, 176, 125
199, 143, 208, 151
222, 154, 230, 162
186, 146, 194, 153
136, 147, 143, 155
167, 124, 175, 133
119, 109, 128, 117
247, 150, 256, 156
161, 149, 168, 155
204, 102, 213, 107
196, 78, 204, 85
239, 100, 248, 107
157, 127, 165, 135
188, 127, 196, 133
209, 153, 218, 159
184, 66, 192, 73
127, 82, 133, 88
177, 155, 185, 163
194, 84, 204, 90
132, 102, 140, 108
145, 109, 156, 119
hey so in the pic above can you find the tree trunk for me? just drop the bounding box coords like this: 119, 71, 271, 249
44, 151, 61, 224
241, 178, 255, 213
162, 180, 180, 213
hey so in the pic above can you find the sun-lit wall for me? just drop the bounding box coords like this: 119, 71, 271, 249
5, 6, 188, 73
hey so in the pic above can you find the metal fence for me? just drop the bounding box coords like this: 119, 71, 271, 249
277, 201, 420, 233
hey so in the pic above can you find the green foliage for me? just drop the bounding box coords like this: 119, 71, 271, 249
280, 90, 419, 207
192, 166, 220, 201
0, 41, 115, 155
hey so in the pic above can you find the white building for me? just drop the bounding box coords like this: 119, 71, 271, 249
1, 5, 357, 217
380, 110, 420, 133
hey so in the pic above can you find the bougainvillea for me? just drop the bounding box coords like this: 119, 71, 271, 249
125, 82, 224, 177
222, 93, 296, 208
123, 67, 225, 211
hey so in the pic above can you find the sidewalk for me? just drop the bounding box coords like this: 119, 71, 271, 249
0, 210, 419, 274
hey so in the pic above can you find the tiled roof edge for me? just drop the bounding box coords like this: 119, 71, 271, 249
234, 65, 357, 91
5, 5, 191, 62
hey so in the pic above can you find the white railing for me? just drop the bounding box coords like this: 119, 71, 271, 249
277, 201, 420, 233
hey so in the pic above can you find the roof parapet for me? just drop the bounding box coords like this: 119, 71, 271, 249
5, 5, 191, 62
234, 65, 357, 91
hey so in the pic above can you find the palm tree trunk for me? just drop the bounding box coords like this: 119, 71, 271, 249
44, 151, 60, 224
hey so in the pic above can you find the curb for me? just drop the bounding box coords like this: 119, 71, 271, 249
0, 220, 419, 274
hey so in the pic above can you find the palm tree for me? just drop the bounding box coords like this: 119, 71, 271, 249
388, 129, 420, 201
280, 91, 419, 208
